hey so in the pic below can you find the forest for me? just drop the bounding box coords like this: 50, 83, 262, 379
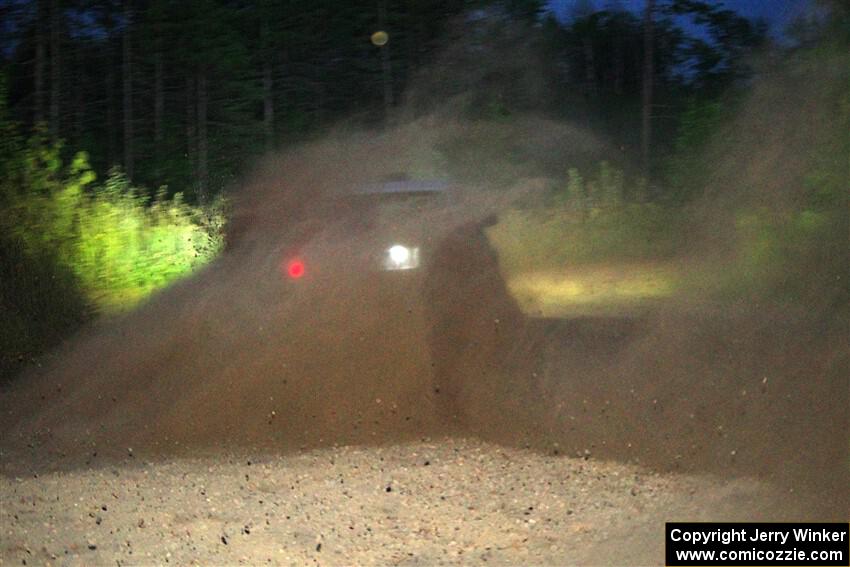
1, 0, 770, 195
0, 0, 847, 381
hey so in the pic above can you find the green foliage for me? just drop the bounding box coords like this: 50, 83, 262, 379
553, 161, 627, 211
0, 74, 225, 380
561, 167, 585, 212
667, 38, 849, 305
663, 97, 726, 203
716, 206, 845, 302
492, 162, 681, 273
69, 170, 226, 310
723, 51, 848, 304
1, 136, 225, 314
0, 75, 21, 186
0, 80, 91, 380
664, 0, 767, 89
491, 203, 680, 273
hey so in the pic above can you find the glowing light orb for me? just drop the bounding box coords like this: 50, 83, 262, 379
371, 31, 389, 46
287, 259, 305, 279
389, 245, 410, 265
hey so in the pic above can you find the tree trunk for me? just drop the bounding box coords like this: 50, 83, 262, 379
103, 9, 116, 166
106, 63, 116, 166
641, 0, 654, 179
583, 37, 596, 94
185, 75, 196, 189
378, 0, 393, 118
261, 18, 274, 152
74, 41, 84, 144
34, 0, 45, 126
154, 29, 164, 182
196, 67, 208, 202
263, 62, 274, 152
404, 0, 418, 81
614, 35, 624, 96
122, 0, 134, 180
49, 0, 60, 139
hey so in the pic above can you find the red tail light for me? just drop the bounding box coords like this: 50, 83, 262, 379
287, 259, 305, 279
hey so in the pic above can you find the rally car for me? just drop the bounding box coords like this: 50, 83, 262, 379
271, 175, 528, 425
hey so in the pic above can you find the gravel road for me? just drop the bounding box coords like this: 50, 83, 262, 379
1, 437, 788, 566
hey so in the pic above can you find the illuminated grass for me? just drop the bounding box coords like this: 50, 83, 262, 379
486, 201, 682, 317
3, 143, 225, 314
506, 264, 679, 317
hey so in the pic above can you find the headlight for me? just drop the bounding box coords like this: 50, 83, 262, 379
384, 244, 420, 270
389, 245, 410, 264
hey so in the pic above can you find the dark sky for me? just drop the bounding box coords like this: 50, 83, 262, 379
547, 0, 814, 39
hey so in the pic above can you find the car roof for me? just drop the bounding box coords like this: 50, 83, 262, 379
353, 178, 450, 196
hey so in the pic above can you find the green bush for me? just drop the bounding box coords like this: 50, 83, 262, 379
68, 169, 226, 311
723, 204, 845, 302
0, 76, 225, 380
490, 162, 681, 273
721, 47, 848, 304
663, 98, 727, 204
1, 135, 225, 313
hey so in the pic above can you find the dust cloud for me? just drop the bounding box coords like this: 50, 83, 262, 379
0, 117, 593, 460
1, 15, 846, 524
